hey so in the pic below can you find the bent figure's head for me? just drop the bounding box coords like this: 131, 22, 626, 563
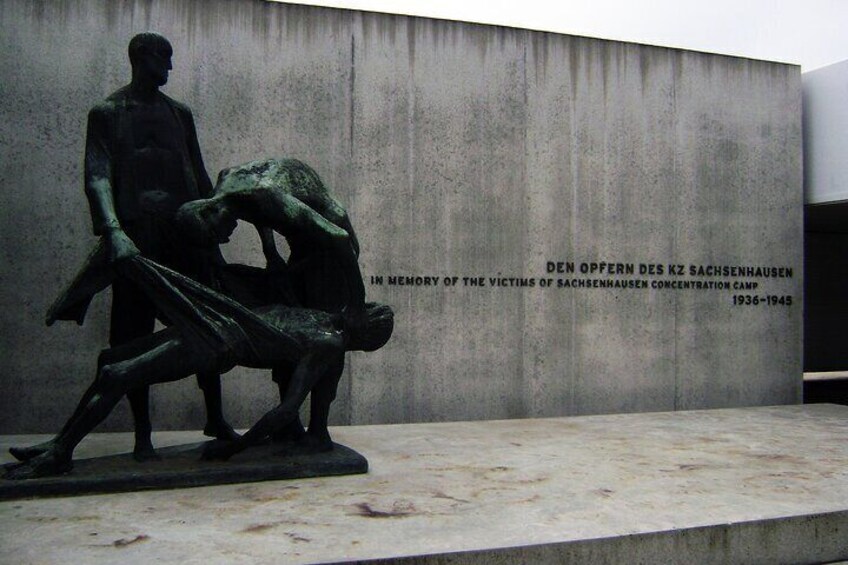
348, 303, 394, 352
128, 32, 173, 87
176, 199, 238, 246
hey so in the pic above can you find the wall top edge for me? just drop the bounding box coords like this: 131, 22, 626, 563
269, 0, 801, 69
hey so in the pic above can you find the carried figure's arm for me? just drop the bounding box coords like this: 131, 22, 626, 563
253, 224, 300, 306
257, 226, 287, 271
246, 191, 365, 315
323, 197, 360, 258
84, 106, 138, 264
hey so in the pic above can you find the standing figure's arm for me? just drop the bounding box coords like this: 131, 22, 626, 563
84, 106, 138, 263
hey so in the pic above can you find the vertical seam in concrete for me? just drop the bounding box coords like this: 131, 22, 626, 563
569, 54, 579, 415
793, 75, 804, 395
406, 22, 416, 421
522, 35, 529, 111
568, 44, 581, 415
671, 70, 680, 411
349, 31, 355, 162
346, 27, 356, 424
521, 33, 529, 414
673, 279, 680, 410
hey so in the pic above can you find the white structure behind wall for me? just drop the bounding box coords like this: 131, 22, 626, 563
803, 59, 848, 204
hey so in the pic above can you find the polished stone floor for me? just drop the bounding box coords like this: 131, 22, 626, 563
1, 404, 847, 564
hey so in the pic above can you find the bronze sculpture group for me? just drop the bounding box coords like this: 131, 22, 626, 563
4, 32, 392, 480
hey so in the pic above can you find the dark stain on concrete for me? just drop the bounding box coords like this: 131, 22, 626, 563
353, 502, 416, 518
678, 463, 712, 471
112, 534, 149, 547
751, 453, 804, 463
432, 490, 470, 504
285, 532, 311, 543
241, 522, 277, 533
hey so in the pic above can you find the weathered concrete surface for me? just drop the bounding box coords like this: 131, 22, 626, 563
1, 405, 847, 563
0, 0, 802, 433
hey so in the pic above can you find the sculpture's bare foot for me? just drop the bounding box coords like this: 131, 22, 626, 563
293, 432, 334, 454
133, 439, 160, 462
9, 440, 55, 462
203, 420, 241, 442
4, 451, 72, 480
201, 440, 241, 461
271, 420, 306, 443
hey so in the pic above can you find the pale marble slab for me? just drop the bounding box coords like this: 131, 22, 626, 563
1, 404, 847, 563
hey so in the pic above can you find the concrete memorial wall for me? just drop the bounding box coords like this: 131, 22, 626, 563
0, 0, 802, 433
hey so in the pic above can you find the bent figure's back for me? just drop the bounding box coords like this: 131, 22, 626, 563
214, 157, 358, 313
214, 158, 339, 218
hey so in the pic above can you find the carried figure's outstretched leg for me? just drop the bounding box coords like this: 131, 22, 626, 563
8, 367, 101, 462
4, 333, 209, 480
9, 336, 161, 462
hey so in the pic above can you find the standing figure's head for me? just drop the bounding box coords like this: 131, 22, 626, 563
176, 199, 238, 246
128, 32, 173, 87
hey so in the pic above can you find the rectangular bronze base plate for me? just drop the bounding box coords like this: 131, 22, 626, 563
0, 440, 367, 500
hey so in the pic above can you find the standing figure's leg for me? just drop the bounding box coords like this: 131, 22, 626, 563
110, 277, 158, 461
125, 387, 155, 460
182, 249, 239, 442
197, 372, 239, 441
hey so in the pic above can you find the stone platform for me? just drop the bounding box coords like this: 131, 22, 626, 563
1, 404, 847, 563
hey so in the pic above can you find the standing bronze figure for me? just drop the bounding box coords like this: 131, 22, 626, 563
10, 33, 237, 464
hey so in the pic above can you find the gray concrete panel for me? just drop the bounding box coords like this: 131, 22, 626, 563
0, 0, 802, 433
349, 17, 531, 423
